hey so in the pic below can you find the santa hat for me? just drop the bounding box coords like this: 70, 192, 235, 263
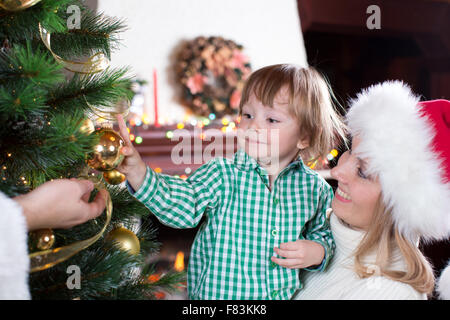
437, 261, 450, 300
346, 81, 450, 243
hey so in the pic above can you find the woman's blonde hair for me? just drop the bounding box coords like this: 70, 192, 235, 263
353, 195, 435, 294
239, 64, 347, 162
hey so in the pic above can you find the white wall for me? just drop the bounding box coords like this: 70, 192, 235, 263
97, 0, 308, 123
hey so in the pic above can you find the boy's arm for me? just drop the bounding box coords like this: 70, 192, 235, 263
127, 159, 223, 229
302, 182, 335, 272
116, 114, 222, 229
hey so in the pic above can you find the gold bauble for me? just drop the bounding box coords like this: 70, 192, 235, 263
31, 228, 55, 251
79, 118, 95, 135
0, 0, 41, 11
103, 169, 126, 185
87, 128, 124, 172
106, 226, 140, 255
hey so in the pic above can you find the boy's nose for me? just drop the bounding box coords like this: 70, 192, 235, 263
248, 118, 260, 131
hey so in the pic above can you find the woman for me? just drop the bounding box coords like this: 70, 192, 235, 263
272, 81, 450, 299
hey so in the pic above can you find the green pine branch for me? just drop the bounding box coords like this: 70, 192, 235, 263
30, 221, 182, 300
0, 177, 30, 196
0, 82, 47, 120
0, 109, 97, 188
0, 0, 71, 43
0, 42, 63, 89
47, 67, 134, 114
50, 7, 127, 60
115, 270, 187, 300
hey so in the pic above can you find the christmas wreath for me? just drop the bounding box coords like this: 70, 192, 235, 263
175, 36, 252, 117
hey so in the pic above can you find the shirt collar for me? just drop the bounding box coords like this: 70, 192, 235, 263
233, 149, 305, 174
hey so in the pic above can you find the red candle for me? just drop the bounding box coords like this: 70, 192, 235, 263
153, 68, 159, 127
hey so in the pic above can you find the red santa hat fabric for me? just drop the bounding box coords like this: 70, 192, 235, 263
419, 99, 450, 183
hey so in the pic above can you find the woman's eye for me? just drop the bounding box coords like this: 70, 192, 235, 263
357, 167, 367, 179
267, 118, 279, 123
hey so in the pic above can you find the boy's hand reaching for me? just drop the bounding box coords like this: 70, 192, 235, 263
271, 240, 325, 269
116, 114, 147, 191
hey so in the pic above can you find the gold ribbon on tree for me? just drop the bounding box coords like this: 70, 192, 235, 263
85, 96, 130, 122
38, 23, 110, 74
29, 174, 112, 273
0, 0, 41, 11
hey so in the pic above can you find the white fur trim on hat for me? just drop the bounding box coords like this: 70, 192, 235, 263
346, 81, 450, 242
437, 261, 450, 300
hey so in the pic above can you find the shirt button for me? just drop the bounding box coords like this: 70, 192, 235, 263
273, 197, 279, 205
270, 260, 277, 269
271, 229, 278, 238
271, 290, 278, 299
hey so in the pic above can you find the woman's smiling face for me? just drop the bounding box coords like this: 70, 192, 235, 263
330, 136, 382, 230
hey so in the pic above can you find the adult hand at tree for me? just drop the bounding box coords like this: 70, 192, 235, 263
14, 179, 107, 231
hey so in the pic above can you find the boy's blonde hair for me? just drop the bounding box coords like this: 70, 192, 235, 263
239, 64, 347, 162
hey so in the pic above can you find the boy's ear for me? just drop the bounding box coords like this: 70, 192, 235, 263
297, 137, 309, 150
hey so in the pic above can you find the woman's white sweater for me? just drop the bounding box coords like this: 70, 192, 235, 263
0, 192, 30, 300
294, 213, 426, 300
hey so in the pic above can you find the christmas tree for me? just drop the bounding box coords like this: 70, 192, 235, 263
0, 0, 184, 299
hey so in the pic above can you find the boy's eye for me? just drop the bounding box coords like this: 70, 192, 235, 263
267, 118, 279, 123
243, 113, 253, 119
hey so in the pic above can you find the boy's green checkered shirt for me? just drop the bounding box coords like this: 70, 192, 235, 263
128, 149, 335, 300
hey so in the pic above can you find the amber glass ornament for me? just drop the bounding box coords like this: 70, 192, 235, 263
87, 128, 124, 172
31, 228, 55, 251
103, 169, 126, 185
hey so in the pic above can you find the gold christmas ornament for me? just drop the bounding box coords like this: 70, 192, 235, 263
106, 226, 140, 255
31, 228, 55, 251
103, 169, 125, 185
87, 128, 124, 172
0, 0, 41, 11
79, 118, 95, 135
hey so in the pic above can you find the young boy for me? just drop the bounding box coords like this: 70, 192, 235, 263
117, 64, 347, 299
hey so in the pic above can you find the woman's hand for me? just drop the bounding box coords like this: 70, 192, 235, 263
115, 114, 147, 191
14, 179, 108, 231
271, 239, 325, 269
